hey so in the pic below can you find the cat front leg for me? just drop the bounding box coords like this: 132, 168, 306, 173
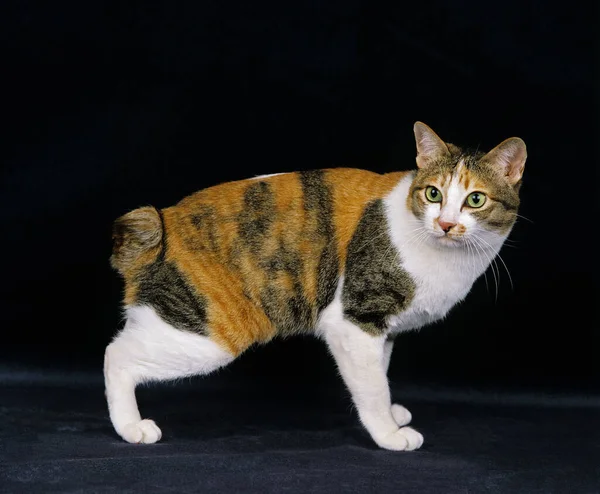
321, 319, 423, 451
383, 336, 413, 427
383, 336, 394, 374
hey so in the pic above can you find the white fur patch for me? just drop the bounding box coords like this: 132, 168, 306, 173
251, 173, 287, 180
310, 173, 508, 451
440, 167, 466, 227
383, 174, 505, 332
104, 305, 234, 443
316, 281, 422, 451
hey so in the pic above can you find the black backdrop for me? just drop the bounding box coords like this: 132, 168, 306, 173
2, 1, 598, 390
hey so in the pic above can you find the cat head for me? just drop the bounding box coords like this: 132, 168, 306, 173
408, 122, 526, 250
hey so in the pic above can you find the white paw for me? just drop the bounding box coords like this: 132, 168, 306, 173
375, 426, 424, 451
121, 419, 162, 444
391, 404, 412, 426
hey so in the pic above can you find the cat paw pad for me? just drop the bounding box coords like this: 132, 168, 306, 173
391, 404, 412, 426
121, 419, 162, 444
376, 426, 424, 451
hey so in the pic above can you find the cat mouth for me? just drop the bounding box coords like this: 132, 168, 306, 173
433, 233, 464, 247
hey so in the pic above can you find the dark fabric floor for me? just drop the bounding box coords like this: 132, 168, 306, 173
1, 374, 598, 494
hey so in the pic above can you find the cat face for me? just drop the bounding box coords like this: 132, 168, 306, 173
408, 122, 526, 250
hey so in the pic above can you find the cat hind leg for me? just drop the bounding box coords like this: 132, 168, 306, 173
104, 305, 235, 444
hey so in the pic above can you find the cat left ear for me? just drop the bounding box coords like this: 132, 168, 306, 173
413, 122, 451, 169
483, 137, 527, 185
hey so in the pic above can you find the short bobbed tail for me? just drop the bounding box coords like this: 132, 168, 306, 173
110, 206, 163, 275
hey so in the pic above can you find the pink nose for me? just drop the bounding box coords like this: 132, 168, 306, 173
438, 219, 456, 233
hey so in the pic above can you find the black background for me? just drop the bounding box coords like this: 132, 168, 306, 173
2, 3, 599, 492
2, 1, 597, 390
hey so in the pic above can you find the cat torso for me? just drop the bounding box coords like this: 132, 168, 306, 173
113, 167, 500, 355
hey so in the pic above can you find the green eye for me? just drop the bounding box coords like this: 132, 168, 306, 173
425, 186, 442, 203
466, 192, 486, 208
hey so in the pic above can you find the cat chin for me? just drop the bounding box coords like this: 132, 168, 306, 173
432, 235, 465, 249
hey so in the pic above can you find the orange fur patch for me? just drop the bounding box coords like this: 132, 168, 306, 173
326, 169, 408, 266
119, 169, 408, 356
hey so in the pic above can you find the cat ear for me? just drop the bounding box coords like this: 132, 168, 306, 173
413, 122, 451, 169
483, 137, 527, 185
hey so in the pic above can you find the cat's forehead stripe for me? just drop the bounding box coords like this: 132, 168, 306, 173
455, 159, 473, 190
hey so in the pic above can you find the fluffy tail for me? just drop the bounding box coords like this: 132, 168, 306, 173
110, 206, 163, 275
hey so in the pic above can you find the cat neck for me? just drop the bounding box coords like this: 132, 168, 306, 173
384, 173, 504, 282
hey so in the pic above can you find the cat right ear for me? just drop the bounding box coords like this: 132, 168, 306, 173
413, 122, 451, 169
483, 137, 527, 186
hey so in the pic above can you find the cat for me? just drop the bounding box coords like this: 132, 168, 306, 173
105, 122, 526, 450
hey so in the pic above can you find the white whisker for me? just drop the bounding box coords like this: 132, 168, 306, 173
474, 234, 514, 291
508, 212, 534, 224
466, 237, 490, 293
469, 234, 499, 302
390, 228, 429, 268
465, 237, 489, 293
354, 230, 389, 253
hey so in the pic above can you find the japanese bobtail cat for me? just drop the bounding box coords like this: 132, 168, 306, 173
105, 122, 526, 451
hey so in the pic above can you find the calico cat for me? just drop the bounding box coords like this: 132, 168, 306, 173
105, 122, 526, 450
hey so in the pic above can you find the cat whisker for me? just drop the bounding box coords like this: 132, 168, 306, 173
463, 237, 476, 275
413, 230, 431, 251
353, 230, 390, 253
359, 223, 426, 255
397, 227, 428, 252
465, 237, 489, 294
398, 231, 429, 268
380, 240, 398, 272
380, 227, 426, 271
499, 236, 520, 249
508, 213, 534, 224
469, 235, 499, 302
390, 229, 429, 268
472, 236, 504, 301
473, 234, 514, 291
407, 230, 430, 250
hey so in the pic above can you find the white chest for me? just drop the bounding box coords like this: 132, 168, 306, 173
387, 251, 477, 333
384, 175, 497, 334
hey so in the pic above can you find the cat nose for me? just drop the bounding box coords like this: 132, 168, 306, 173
438, 219, 456, 233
